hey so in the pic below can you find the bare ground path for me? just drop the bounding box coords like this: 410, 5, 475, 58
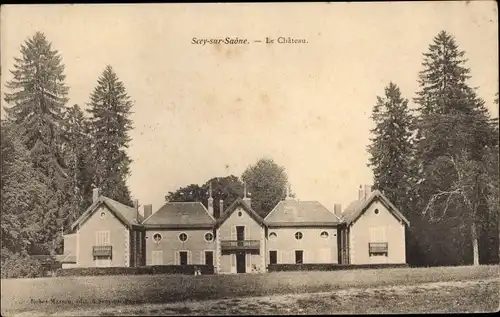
7, 277, 499, 316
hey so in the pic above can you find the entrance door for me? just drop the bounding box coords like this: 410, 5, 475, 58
205, 251, 214, 266
236, 252, 246, 273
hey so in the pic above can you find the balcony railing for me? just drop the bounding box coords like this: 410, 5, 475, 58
93, 245, 112, 257
221, 240, 260, 251
369, 242, 388, 254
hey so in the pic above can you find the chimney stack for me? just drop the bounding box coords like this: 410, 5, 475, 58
144, 204, 153, 219
134, 199, 139, 221
358, 185, 364, 200
334, 203, 342, 216
364, 184, 373, 199
92, 188, 100, 203
219, 199, 224, 216
208, 182, 214, 217
243, 183, 251, 207
285, 183, 293, 201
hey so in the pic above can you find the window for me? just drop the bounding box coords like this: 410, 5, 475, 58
95, 231, 110, 246
269, 250, 277, 264
374, 208, 379, 214
238, 211, 242, 217
153, 233, 162, 243
179, 233, 188, 242
320, 231, 329, 238
269, 232, 277, 240
204, 251, 214, 266
151, 251, 163, 265
179, 251, 188, 265
99, 211, 106, 219
204, 232, 214, 242
295, 232, 303, 240
295, 250, 303, 264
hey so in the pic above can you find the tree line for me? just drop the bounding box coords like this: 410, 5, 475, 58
367, 31, 499, 266
1, 32, 134, 277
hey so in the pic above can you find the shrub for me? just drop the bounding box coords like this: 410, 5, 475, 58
267, 263, 409, 272
1, 252, 44, 278
55, 265, 215, 277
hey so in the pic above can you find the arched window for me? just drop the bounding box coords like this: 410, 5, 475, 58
320, 231, 329, 238
269, 232, 277, 239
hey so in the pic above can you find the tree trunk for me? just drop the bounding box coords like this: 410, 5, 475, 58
471, 221, 479, 266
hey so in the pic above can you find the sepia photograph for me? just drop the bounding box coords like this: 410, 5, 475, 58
0, 2, 499, 316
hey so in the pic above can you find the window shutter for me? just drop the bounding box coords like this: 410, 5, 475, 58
174, 251, 179, 265
246, 253, 252, 272
200, 251, 204, 265
230, 253, 235, 270
231, 226, 236, 240
381, 226, 387, 242
278, 251, 282, 264
104, 231, 110, 245
188, 251, 192, 265
246, 226, 250, 240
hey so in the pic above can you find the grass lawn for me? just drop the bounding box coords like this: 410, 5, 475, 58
1, 265, 499, 316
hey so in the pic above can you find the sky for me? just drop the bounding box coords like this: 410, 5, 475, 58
1, 2, 498, 215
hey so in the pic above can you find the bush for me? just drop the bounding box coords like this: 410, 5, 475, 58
1, 252, 44, 278
55, 265, 215, 277
267, 263, 409, 272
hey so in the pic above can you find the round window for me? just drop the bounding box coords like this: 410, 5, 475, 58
100, 211, 106, 219
295, 232, 303, 240
269, 232, 277, 239
238, 211, 242, 217
179, 233, 188, 242
374, 209, 379, 214
153, 233, 162, 243
205, 232, 214, 242
320, 231, 329, 238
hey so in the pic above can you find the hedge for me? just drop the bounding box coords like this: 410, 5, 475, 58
267, 263, 409, 272
55, 265, 215, 277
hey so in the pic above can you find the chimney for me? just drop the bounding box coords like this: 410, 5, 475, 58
208, 182, 214, 217
364, 184, 373, 199
243, 183, 251, 207
92, 188, 100, 203
134, 199, 139, 222
144, 204, 153, 219
285, 183, 293, 201
334, 203, 342, 216
358, 185, 364, 200
219, 199, 224, 216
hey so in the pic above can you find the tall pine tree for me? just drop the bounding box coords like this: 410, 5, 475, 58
3, 32, 70, 254
88, 66, 133, 205
367, 82, 417, 213
414, 31, 497, 266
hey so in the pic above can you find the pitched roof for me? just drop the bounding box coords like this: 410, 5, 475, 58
142, 202, 215, 228
342, 190, 410, 226
265, 200, 341, 227
71, 196, 142, 231
216, 198, 265, 228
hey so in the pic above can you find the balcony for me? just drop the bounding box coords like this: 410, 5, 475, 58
369, 242, 388, 254
93, 245, 112, 257
221, 240, 260, 251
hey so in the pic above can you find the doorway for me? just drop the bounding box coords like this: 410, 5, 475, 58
269, 250, 277, 264
295, 250, 303, 264
236, 252, 246, 273
236, 226, 245, 247
179, 251, 188, 265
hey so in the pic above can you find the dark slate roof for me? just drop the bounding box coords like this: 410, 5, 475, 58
216, 198, 265, 228
342, 190, 410, 226
265, 200, 341, 227
142, 202, 215, 228
71, 196, 142, 231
